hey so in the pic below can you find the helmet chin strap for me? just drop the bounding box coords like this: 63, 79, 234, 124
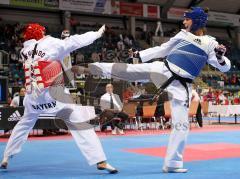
185, 24, 199, 34
186, 26, 191, 32
184, 24, 191, 32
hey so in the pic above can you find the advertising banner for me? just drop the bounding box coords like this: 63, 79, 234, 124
112, 1, 160, 18
119, 1, 143, 17
10, 0, 59, 9
59, 0, 111, 14
208, 11, 240, 26
143, 4, 160, 18
167, 7, 240, 27
167, 7, 187, 20
0, 0, 10, 5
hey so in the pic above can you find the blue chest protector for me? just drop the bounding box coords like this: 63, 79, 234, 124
166, 40, 208, 77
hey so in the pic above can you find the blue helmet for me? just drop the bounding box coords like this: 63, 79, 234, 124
184, 7, 208, 32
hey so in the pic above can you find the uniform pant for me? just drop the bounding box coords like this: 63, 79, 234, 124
3, 106, 106, 166
90, 62, 190, 168
164, 99, 189, 168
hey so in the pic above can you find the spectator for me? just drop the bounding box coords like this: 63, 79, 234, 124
75, 52, 84, 64
10, 87, 25, 107
206, 88, 213, 101
91, 52, 100, 62
100, 84, 128, 135
233, 95, 240, 104
231, 74, 237, 84
117, 40, 125, 51
219, 91, 226, 105
122, 86, 134, 103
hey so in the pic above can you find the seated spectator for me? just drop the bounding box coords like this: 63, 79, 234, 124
124, 35, 132, 47
206, 88, 213, 101
231, 74, 237, 84
10, 87, 25, 107
117, 40, 125, 51
100, 84, 128, 135
91, 52, 100, 62
219, 91, 226, 105
75, 52, 84, 65
233, 96, 240, 105
131, 84, 146, 97
122, 86, 134, 103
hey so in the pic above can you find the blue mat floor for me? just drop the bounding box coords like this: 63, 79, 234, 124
1, 130, 240, 179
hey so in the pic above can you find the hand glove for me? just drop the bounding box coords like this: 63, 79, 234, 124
214, 44, 226, 65
214, 44, 226, 59
97, 24, 106, 37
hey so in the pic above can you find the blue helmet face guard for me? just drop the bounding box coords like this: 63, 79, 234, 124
184, 7, 208, 32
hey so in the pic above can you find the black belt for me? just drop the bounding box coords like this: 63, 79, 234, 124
151, 60, 193, 107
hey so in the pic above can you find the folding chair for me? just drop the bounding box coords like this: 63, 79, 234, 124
189, 101, 200, 128
163, 101, 172, 129
142, 102, 158, 130
201, 101, 210, 124
122, 102, 138, 130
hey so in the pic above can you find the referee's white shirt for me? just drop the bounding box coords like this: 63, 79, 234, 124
100, 93, 123, 111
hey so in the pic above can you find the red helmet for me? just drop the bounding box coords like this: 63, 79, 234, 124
23, 23, 46, 41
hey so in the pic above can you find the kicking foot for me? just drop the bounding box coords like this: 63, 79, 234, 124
0, 157, 8, 169
117, 128, 125, 135
97, 161, 118, 174
111, 127, 117, 135
162, 167, 188, 173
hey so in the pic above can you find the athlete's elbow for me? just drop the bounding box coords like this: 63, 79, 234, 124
219, 63, 231, 73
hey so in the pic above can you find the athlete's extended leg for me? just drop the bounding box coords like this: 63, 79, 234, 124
88, 62, 156, 82
1, 112, 39, 169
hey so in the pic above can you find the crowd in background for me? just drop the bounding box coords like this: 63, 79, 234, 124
73, 25, 139, 65
0, 23, 140, 86
0, 23, 25, 85
0, 22, 240, 106
202, 73, 240, 88
202, 88, 240, 105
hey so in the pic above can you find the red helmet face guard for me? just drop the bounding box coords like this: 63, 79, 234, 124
23, 23, 46, 41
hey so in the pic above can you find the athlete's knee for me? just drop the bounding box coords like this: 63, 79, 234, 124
56, 108, 73, 120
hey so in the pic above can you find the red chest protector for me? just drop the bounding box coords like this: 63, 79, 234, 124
24, 60, 64, 93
